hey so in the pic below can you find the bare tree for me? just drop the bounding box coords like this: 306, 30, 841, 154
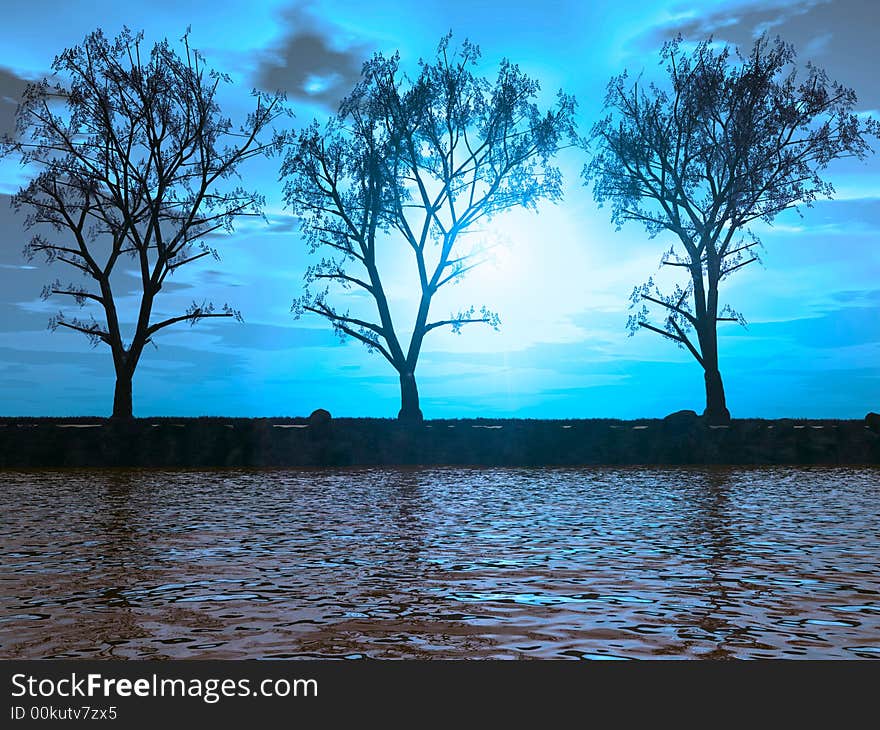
4, 28, 286, 418
585, 35, 876, 423
283, 34, 575, 421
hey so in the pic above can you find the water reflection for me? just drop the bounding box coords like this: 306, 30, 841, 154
1, 467, 878, 659
682, 471, 747, 659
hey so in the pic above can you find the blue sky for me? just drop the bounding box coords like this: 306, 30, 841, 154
0, 0, 878, 418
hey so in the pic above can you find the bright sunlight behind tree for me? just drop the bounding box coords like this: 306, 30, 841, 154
283, 34, 576, 421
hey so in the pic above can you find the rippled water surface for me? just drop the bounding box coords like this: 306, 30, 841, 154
2, 467, 879, 659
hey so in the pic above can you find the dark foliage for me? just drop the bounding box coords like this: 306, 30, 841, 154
2, 27, 288, 417
283, 33, 576, 420
585, 35, 877, 423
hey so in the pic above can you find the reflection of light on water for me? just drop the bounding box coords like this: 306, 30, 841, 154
560, 651, 630, 661
846, 646, 880, 654
2, 466, 880, 659
448, 592, 654, 606
828, 604, 880, 613
177, 593, 263, 603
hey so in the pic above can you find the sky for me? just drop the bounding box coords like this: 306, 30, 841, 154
0, 0, 878, 419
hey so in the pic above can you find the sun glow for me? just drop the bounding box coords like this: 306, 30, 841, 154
420, 202, 604, 354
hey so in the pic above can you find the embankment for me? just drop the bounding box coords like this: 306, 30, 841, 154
0, 417, 878, 467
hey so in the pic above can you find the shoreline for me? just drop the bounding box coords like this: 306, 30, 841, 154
0, 416, 878, 468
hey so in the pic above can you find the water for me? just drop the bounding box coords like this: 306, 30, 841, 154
1, 467, 878, 659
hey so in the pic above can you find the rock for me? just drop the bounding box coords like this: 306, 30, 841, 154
309, 408, 331, 426
866, 412, 880, 433
308, 409, 332, 439
663, 410, 700, 426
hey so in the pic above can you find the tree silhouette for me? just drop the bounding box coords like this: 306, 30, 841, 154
585, 36, 876, 423
283, 34, 575, 421
4, 28, 286, 418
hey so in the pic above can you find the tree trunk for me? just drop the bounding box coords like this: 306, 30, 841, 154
112, 372, 133, 420
703, 366, 730, 425
397, 371, 423, 423
698, 278, 731, 425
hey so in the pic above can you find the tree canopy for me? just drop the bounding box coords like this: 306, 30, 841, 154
4, 27, 287, 417
585, 35, 877, 422
283, 34, 576, 420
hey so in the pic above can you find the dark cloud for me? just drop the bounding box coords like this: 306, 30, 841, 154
254, 5, 371, 110
0, 195, 52, 324
0, 66, 31, 137
153, 318, 338, 352
831, 288, 880, 305
0, 336, 253, 417
634, 0, 880, 109
0, 194, 225, 340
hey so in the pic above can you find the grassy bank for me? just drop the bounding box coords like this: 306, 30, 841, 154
0, 416, 878, 467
